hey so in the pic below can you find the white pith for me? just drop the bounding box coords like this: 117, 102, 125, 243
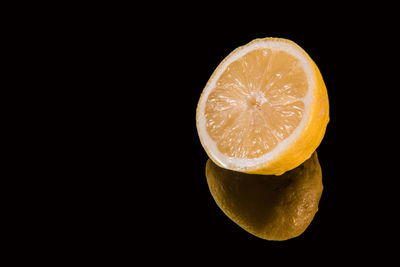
197, 39, 316, 172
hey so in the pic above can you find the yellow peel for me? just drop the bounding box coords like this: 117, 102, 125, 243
206, 152, 323, 241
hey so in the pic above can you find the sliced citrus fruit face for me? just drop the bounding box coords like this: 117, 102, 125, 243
197, 38, 329, 175
206, 151, 323, 241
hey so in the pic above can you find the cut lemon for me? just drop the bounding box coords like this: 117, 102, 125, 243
197, 38, 329, 175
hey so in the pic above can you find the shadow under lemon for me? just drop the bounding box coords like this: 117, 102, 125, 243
206, 152, 323, 241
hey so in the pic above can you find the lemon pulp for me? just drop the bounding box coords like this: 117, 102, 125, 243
205, 49, 308, 159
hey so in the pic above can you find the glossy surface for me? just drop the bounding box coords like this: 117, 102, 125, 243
206, 152, 323, 241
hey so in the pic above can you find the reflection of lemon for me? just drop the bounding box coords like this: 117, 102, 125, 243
206, 152, 323, 241
197, 38, 329, 175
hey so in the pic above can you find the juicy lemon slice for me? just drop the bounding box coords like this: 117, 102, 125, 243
197, 38, 329, 175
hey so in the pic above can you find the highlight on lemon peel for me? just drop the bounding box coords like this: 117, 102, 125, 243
206, 152, 323, 241
197, 38, 329, 175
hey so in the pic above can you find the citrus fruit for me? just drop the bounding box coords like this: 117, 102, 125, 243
197, 38, 329, 175
206, 151, 323, 241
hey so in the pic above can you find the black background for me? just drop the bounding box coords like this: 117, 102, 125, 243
12, 6, 399, 263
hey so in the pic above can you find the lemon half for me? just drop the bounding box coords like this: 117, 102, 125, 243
197, 38, 329, 175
